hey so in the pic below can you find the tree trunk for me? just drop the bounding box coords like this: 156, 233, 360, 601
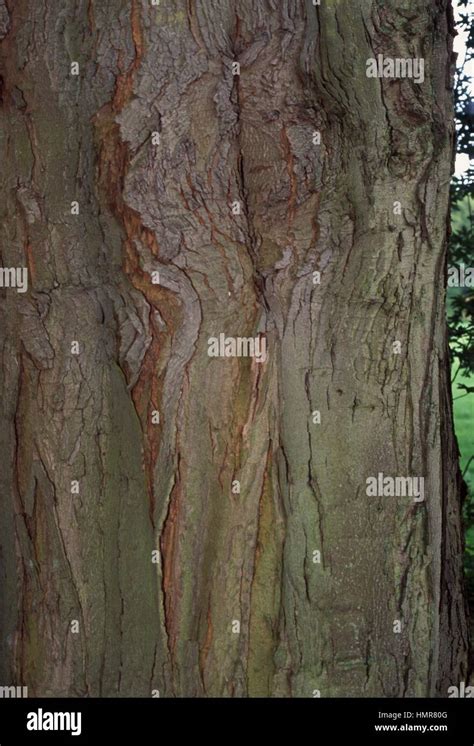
0, 0, 469, 697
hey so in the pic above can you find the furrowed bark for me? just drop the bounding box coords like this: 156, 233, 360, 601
0, 0, 468, 697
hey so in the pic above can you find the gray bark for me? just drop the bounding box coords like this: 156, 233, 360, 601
0, 0, 468, 697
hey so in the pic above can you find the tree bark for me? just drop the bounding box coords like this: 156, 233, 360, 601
0, 0, 469, 697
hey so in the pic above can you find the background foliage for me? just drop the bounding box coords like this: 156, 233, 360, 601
450, 0, 474, 605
